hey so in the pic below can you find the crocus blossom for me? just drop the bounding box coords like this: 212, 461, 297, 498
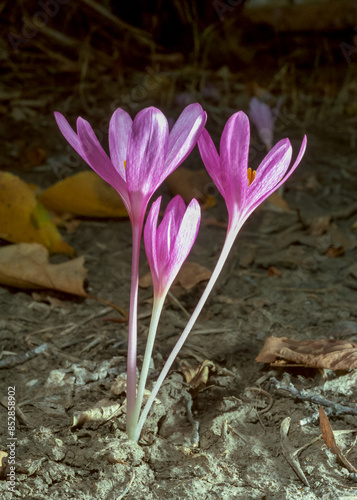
135, 111, 307, 440
198, 111, 307, 234
248, 97, 275, 151
55, 104, 206, 433
128, 195, 201, 440
54, 104, 206, 226
144, 196, 201, 298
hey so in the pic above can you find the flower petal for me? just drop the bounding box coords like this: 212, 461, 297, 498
220, 111, 250, 211
165, 103, 207, 174
159, 196, 186, 249
248, 138, 292, 206
126, 107, 169, 197
77, 117, 129, 208
144, 197, 161, 291
166, 198, 201, 286
109, 108, 132, 179
54, 112, 84, 157
197, 129, 224, 196
248, 98, 273, 150
247, 135, 307, 215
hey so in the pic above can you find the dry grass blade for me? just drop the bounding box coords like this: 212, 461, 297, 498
319, 407, 357, 475
280, 417, 310, 487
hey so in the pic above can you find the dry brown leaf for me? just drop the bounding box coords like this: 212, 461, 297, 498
139, 261, 212, 292
319, 407, 357, 474
180, 359, 215, 394
319, 407, 339, 454
0, 172, 74, 255
256, 336, 357, 370
25, 146, 47, 167
0, 243, 87, 296
310, 215, 331, 236
174, 261, 212, 291
72, 398, 123, 427
110, 375, 127, 396
266, 192, 290, 211
326, 246, 345, 258
166, 167, 215, 206
268, 266, 282, 277
38, 171, 128, 218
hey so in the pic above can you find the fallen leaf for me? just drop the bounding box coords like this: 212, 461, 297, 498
319, 406, 357, 474
326, 246, 345, 258
179, 359, 215, 397
256, 336, 357, 370
280, 417, 310, 487
110, 375, 127, 396
0, 243, 87, 296
0, 172, 73, 255
310, 215, 331, 236
166, 167, 215, 206
266, 191, 290, 211
72, 398, 123, 427
25, 146, 47, 167
38, 171, 128, 218
174, 261, 212, 291
139, 261, 212, 292
268, 266, 282, 277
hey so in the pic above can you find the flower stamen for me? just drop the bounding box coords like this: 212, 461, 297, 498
124, 160, 127, 170
247, 167, 256, 186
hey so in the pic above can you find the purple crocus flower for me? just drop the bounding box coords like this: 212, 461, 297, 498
54, 104, 206, 433
144, 195, 201, 298
134, 111, 307, 440
129, 195, 200, 440
54, 104, 206, 227
248, 97, 275, 151
198, 110, 307, 235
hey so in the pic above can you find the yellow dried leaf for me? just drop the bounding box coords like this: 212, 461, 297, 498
0, 243, 87, 296
0, 172, 73, 255
38, 171, 128, 218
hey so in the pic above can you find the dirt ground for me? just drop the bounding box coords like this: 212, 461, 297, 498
1, 81, 357, 500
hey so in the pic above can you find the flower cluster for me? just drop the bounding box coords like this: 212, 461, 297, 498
55, 103, 306, 441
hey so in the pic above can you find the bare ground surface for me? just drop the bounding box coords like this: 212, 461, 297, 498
1, 98, 357, 500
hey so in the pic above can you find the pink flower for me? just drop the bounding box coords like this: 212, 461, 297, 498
248, 97, 275, 151
54, 104, 207, 226
144, 196, 201, 298
198, 111, 307, 233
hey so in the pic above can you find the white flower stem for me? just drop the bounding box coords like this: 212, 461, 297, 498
126, 222, 142, 434
128, 294, 166, 441
135, 224, 242, 440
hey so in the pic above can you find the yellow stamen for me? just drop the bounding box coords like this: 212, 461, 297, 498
124, 160, 127, 170
247, 167, 256, 186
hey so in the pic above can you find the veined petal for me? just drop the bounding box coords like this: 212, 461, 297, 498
247, 138, 292, 207
220, 111, 250, 210
248, 98, 273, 150
144, 197, 161, 291
77, 118, 130, 208
126, 107, 169, 196
165, 104, 207, 175
197, 129, 225, 196
161, 196, 186, 246
54, 112, 84, 157
109, 108, 132, 179
166, 198, 201, 286
247, 135, 307, 215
